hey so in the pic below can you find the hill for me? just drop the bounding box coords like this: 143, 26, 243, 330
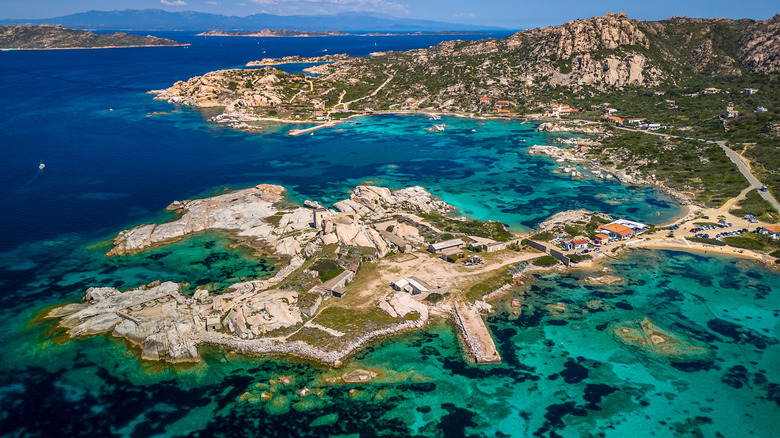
0, 9, 505, 32
0, 24, 184, 49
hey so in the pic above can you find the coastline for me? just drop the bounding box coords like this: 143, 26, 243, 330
1, 43, 191, 51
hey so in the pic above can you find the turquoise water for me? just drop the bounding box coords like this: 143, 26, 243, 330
3, 250, 778, 436
1, 33, 776, 437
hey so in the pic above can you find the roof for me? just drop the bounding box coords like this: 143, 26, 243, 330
431, 239, 464, 251
322, 270, 353, 289
598, 223, 634, 236
762, 226, 780, 233
595, 234, 610, 240
379, 229, 407, 248
572, 239, 588, 245
441, 247, 463, 256
612, 219, 648, 230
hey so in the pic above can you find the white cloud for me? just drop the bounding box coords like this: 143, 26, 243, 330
160, 0, 188, 6
206, 1, 219, 4
247, 0, 408, 15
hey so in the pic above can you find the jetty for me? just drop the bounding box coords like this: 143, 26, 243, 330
454, 301, 501, 364
287, 121, 341, 136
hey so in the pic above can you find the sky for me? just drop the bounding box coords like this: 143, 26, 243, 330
2, 0, 777, 28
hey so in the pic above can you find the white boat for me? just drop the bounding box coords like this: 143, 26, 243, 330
429, 115, 441, 121
432, 124, 445, 132
39, 162, 45, 170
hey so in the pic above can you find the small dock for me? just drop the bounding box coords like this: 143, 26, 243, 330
287, 121, 341, 136
454, 302, 501, 364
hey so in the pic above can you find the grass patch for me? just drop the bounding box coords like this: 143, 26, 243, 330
530, 231, 554, 241
265, 212, 285, 227
687, 237, 727, 246
425, 292, 445, 304
729, 189, 779, 223
313, 306, 402, 336
418, 213, 513, 242
723, 236, 766, 251
466, 267, 512, 301
532, 255, 559, 267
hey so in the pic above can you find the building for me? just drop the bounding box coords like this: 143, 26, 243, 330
428, 239, 465, 253
742, 88, 759, 94
572, 239, 588, 250
605, 115, 624, 125
206, 314, 222, 331
379, 229, 412, 253
497, 109, 510, 115
666, 100, 676, 105
593, 234, 610, 246
627, 118, 646, 124
647, 123, 661, 130
597, 223, 636, 240
312, 270, 355, 298
441, 247, 464, 262
725, 103, 739, 119
392, 276, 435, 295
495, 100, 510, 107
479, 97, 492, 105
653, 91, 666, 96
758, 226, 780, 238
703, 88, 721, 94
551, 103, 572, 116
757, 107, 768, 113
313, 207, 328, 229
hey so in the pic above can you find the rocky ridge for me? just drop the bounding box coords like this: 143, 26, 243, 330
48, 185, 453, 365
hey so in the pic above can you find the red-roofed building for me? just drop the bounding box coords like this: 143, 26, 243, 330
479, 97, 492, 104
572, 239, 589, 250
551, 103, 572, 116
605, 115, 624, 125
597, 223, 635, 240
495, 100, 510, 107
497, 109, 510, 115
593, 234, 610, 246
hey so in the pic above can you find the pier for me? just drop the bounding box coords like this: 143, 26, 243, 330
454, 301, 501, 364
287, 121, 341, 136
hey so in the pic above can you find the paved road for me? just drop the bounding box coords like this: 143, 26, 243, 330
615, 126, 780, 212
716, 141, 780, 212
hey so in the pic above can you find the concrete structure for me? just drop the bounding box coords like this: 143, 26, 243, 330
454, 302, 501, 364
647, 123, 661, 130
300, 294, 323, 317
428, 239, 464, 253
379, 229, 412, 253
742, 88, 759, 94
441, 247, 464, 262
703, 87, 721, 94
313, 207, 328, 229
392, 276, 435, 295
206, 314, 222, 331
725, 103, 739, 119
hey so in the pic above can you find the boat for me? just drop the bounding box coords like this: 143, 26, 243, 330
429, 115, 441, 121
429, 124, 445, 132
38, 162, 45, 170
471, 129, 477, 132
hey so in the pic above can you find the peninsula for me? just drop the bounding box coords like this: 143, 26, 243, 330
0, 24, 185, 50
47, 184, 527, 366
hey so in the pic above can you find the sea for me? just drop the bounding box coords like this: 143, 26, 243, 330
0, 32, 778, 437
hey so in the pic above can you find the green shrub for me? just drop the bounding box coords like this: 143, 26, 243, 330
532, 255, 559, 267
723, 236, 766, 251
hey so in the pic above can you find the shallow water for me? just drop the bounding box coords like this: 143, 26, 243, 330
0, 32, 775, 437
2, 250, 778, 437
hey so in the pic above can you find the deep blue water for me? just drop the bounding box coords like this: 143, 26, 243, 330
1, 32, 777, 437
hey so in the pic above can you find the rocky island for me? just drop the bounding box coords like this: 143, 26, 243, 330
0, 24, 185, 50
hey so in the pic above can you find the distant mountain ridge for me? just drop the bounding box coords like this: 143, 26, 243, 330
0, 24, 184, 49
0, 9, 505, 32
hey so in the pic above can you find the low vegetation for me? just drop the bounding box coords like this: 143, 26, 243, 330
532, 255, 560, 267
466, 268, 512, 301
418, 213, 513, 242
722, 236, 766, 251
730, 190, 779, 223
